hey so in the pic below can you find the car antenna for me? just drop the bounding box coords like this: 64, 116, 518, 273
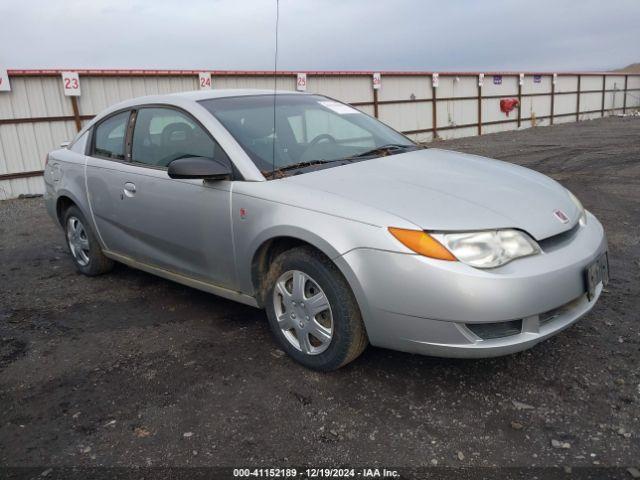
271, 0, 280, 175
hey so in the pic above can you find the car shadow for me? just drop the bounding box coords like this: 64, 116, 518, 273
98, 261, 589, 397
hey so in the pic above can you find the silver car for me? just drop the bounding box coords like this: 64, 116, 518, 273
43, 89, 609, 370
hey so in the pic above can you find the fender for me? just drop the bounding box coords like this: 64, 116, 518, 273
53, 188, 88, 224
239, 224, 345, 296
52, 184, 109, 251
238, 224, 372, 326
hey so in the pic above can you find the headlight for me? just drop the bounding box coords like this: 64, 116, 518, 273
388, 228, 456, 261
567, 189, 587, 226
388, 227, 540, 268
432, 229, 540, 268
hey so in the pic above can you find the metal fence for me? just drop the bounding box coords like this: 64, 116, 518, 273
1, 69, 639, 199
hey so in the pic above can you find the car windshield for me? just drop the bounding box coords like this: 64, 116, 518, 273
199, 94, 418, 178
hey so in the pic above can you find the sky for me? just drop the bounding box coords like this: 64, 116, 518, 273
1, 0, 639, 72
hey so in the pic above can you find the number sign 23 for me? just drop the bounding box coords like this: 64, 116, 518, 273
61, 72, 81, 96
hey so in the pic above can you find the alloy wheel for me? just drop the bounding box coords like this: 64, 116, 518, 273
66, 216, 90, 266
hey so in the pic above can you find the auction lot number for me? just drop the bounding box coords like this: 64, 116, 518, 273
234, 468, 399, 478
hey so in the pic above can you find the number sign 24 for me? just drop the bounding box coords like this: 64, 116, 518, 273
199, 72, 212, 90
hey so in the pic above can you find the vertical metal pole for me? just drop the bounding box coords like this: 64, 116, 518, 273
622, 75, 628, 114
373, 88, 379, 119
601, 75, 606, 117
576, 75, 581, 122
477, 84, 482, 136
550, 76, 555, 125
70, 96, 82, 132
432, 84, 437, 139
517, 78, 522, 128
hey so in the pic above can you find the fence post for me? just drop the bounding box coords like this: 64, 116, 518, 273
432, 82, 437, 139
601, 75, 606, 117
373, 88, 379, 118
576, 75, 581, 122
70, 97, 82, 132
550, 75, 555, 125
622, 75, 628, 114
517, 75, 522, 128
477, 83, 482, 136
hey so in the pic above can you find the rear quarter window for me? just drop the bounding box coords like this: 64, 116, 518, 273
70, 131, 89, 154
93, 111, 131, 160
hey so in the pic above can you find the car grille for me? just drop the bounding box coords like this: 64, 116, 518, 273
466, 294, 586, 340
539, 294, 584, 327
466, 320, 523, 340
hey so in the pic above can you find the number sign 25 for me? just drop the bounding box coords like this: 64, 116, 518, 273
297, 73, 307, 91
61, 72, 81, 96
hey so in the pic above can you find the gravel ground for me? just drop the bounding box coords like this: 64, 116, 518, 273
0, 117, 639, 475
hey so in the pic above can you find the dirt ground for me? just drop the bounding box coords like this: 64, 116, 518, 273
0, 117, 639, 475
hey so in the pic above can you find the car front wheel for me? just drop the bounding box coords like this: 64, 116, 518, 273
264, 246, 368, 371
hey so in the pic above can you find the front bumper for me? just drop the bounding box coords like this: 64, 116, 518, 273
336, 212, 607, 358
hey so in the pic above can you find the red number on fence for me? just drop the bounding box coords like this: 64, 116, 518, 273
200, 77, 211, 88
64, 78, 79, 89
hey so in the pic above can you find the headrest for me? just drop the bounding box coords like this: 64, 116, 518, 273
161, 122, 192, 145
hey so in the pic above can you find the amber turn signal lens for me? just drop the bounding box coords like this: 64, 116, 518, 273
388, 227, 456, 261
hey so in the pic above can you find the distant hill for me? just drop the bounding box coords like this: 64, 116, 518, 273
614, 63, 640, 73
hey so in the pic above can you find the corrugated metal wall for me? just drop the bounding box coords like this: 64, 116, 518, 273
1, 70, 639, 199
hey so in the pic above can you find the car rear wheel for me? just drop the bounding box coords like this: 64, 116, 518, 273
63, 206, 114, 276
264, 246, 368, 370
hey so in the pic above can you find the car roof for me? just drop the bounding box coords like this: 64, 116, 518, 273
78, 89, 313, 140
173, 88, 307, 101
93, 88, 309, 121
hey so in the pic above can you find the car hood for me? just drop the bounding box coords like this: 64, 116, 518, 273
283, 148, 579, 240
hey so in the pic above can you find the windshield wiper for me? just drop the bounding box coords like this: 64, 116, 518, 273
263, 144, 423, 178
347, 143, 422, 160
263, 159, 341, 178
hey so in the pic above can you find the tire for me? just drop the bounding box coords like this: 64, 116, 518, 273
264, 246, 368, 371
62, 205, 114, 276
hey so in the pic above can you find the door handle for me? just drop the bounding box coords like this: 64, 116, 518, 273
123, 182, 136, 197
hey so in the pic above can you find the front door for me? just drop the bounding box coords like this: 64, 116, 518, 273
86, 106, 237, 289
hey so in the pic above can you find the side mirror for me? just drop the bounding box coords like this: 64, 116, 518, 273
167, 157, 232, 180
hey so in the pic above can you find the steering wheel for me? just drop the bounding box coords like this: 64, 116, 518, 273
300, 134, 338, 161
308, 133, 337, 147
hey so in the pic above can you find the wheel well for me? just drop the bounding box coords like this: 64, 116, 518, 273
251, 237, 329, 307
55, 196, 75, 226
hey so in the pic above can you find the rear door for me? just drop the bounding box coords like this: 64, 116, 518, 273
86, 105, 237, 289
84, 109, 135, 253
